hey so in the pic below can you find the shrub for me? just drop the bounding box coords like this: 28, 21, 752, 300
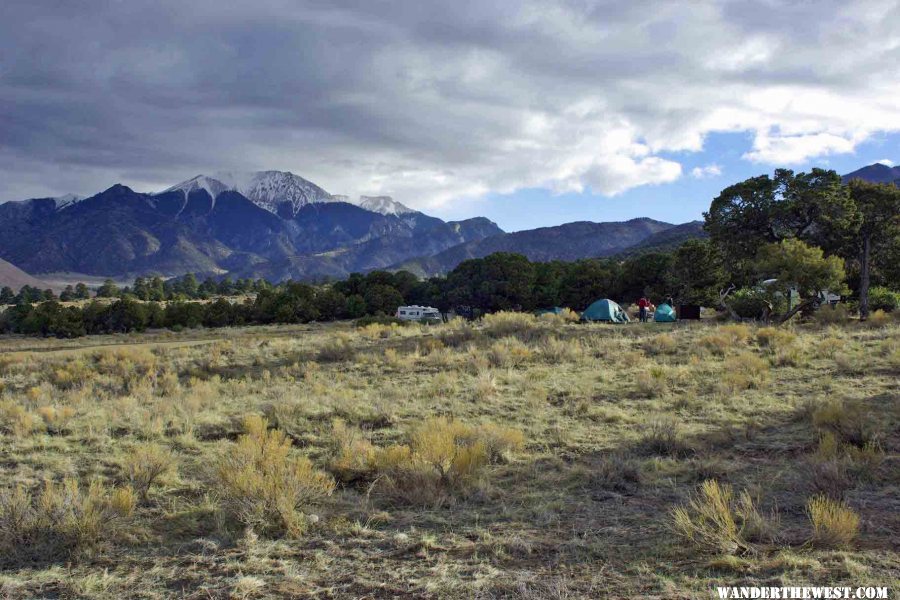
635, 366, 669, 398
755, 327, 796, 351
817, 337, 843, 358
333, 417, 524, 505
121, 443, 177, 502
813, 304, 850, 324
540, 336, 585, 363
867, 287, 899, 312
671, 480, 772, 555
481, 312, 540, 340
411, 417, 488, 487
589, 455, 642, 493
539, 307, 580, 324
867, 309, 891, 327
0, 478, 135, 566
214, 415, 335, 537
806, 496, 859, 549
463, 422, 525, 463
728, 288, 777, 319
639, 417, 693, 457
644, 333, 678, 356
317, 338, 356, 362
811, 399, 874, 447
36, 405, 76, 434
355, 316, 407, 328
720, 353, 769, 391
486, 337, 533, 368
0, 401, 38, 437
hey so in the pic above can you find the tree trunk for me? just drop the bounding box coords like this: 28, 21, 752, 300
859, 234, 871, 321
718, 284, 742, 321
777, 298, 816, 324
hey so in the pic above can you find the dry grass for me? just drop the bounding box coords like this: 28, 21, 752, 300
0, 478, 135, 566
671, 480, 774, 555
807, 496, 860, 549
0, 318, 895, 597
213, 415, 335, 536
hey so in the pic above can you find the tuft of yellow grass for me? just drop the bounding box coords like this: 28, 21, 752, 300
806, 495, 859, 548
671, 480, 774, 555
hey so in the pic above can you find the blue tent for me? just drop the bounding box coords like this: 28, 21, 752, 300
581, 299, 629, 323
654, 303, 677, 322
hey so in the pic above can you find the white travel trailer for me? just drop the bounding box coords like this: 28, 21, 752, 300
395, 305, 442, 322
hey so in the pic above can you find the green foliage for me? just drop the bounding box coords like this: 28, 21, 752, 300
847, 180, 900, 318
705, 168, 858, 285
867, 286, 898, 312
754, 239, 847, 319
363, 284, 404, 316
446, 252, 537, 312
727, 288, 777, 319
96, 279, 120, 298
665, 239, 727, 306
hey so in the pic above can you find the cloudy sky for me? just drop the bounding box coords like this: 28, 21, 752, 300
2, 0, 899, 230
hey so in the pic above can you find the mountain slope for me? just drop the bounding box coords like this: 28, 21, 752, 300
1, 180, 503, 280
615, 221, 708, 257
842, 163, 900, 185
0, 258, 49, 291
230, 216, 503, 281
394, 218, 677, 277
0, 185, 296, 276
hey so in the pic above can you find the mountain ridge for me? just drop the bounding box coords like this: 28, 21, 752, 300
1, 162, 890, 283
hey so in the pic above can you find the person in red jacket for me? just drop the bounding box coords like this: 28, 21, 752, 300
638, 296, 650, 322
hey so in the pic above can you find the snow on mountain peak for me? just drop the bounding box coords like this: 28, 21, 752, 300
161, 171, 418, 217
357, 195, 416, 216
53, 193, 84, 210
161, 170, 335, 216
162, 175, 231, 202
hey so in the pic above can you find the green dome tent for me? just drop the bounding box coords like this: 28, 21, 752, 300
581, 299, 629, 323
654, 303, 677, 323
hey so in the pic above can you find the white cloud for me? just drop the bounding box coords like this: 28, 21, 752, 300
876, 158, 895, 167
2, 0, 900, 206
691, 164, 722, 179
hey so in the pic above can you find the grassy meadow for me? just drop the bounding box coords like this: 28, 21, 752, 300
0, 313, 898, 598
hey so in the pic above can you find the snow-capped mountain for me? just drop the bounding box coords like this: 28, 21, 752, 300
161, 171, 418, 218
358, 195, 416, 216
162, 170, 334, 216
52, 193, 84, 210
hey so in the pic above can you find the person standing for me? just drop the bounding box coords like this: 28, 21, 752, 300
638, 296, 649, 322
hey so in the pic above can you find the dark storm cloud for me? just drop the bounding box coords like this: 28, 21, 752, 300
2, 0, 899, 206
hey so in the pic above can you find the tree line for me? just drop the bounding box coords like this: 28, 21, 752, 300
0, 275, 271, 306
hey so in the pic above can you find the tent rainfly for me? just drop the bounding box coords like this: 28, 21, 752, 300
654, 303, 677, 323
581, 299, 629, 323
